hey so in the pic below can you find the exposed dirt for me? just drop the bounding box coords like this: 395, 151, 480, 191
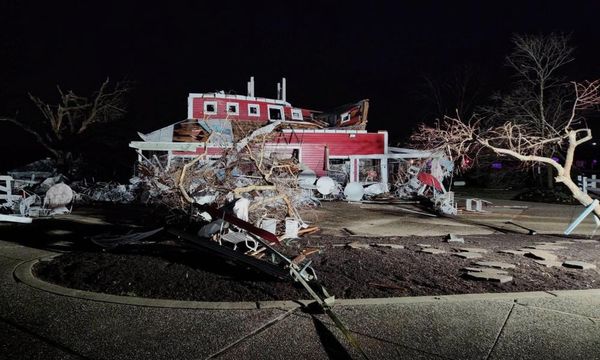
33, 233, 600, 302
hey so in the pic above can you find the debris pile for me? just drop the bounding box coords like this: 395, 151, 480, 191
134, 129, 315, 236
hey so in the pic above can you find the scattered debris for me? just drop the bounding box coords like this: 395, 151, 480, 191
371, 243, 404, 249
524, 244, 567, 251
420, 247, 445, 254
0, 214, 33, 224
464, 198, 491, 212
462, 267, 509, 275
562, 260, 597, 270
474, 261, 516, 270
465, 271, 513, 284
89, 228, 164, 249
44, 183, 74, 215
342, 228, 356, 235
347, 241, 370, 249
456, 247, 489, 254
534, 260, 563, 268
446, 233, 464, 243
453, 252, 482, 259
524, 250, 558, 261
498, 249, 528, 256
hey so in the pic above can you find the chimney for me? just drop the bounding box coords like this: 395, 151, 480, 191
282, 77, 286, 102
247, 76, 255, 97
277, 81, 282, 100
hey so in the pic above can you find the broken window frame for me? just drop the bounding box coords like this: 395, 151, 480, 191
358, 158, 382, 184
226, 102, 240, 116
247, 103, 260, 117
327, 156, 350, 184
204, 101, 218, 115
267, 104, 284, 121
340, 111, 351, 123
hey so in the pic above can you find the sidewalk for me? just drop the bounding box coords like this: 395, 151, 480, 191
1, 240, 599, 360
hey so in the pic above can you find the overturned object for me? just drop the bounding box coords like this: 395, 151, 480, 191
44, 183, 74, 215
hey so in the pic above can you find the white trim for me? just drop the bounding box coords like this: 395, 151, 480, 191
267, 104, 285, 121
226, 102, 240, 115
291, 108, 303, 120
187, 95, 195, 119
379, 131, 389, 155
203, 101, 218, 115
248, 103, 260, 117
129, 141, 206, 151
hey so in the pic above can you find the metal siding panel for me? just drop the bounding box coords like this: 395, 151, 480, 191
301, 144, 326, 176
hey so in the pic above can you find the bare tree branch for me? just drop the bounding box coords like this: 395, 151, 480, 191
412, 80, 600, 217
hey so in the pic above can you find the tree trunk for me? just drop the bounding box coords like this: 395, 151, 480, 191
556, 175, 600, 219
546, 165, 554, 189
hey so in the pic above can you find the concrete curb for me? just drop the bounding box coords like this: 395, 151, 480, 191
14, 257, 600, 310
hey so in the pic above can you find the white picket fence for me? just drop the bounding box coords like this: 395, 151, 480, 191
578, 174, 600, 194
0, 176, 21, 206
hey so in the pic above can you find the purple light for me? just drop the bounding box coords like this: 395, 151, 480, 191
552, 157, 560, 162
491, 162, 502, 169
593, 160, 598, 165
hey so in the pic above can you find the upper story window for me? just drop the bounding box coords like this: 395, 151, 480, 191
226, 102, 239, 115
340, 112, 351, 123
291, 108, 303, 120
204, 101, 217, 115
268, 105, 284, 121
248, 104, 260, 117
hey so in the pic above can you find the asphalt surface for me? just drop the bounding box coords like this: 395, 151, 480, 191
1, 200, 600, 359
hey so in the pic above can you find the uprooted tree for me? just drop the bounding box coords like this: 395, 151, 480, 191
0, 78, 130, 173
411, 80, 600, 217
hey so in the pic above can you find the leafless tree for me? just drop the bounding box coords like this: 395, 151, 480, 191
412, 80, 600, 217
417, 65, 484, 121
0, 78, 130, 169
480, 33, 575, 187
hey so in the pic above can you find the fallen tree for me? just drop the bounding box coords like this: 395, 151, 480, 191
412, 80, 600, 217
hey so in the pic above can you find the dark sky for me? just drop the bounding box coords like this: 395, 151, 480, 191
1, 1, 600, 173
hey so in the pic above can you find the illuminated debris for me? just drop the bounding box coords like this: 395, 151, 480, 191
44, 183, 74, 215
446, 233, 464, 243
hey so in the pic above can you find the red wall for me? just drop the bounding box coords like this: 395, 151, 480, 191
191, 97, 309, 121
273, 132, 386, 176
173, 130, 386, 177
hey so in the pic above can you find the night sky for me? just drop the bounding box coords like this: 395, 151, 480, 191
1, 1, 599, 175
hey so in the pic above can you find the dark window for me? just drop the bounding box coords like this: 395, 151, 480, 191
269, 107, 282, 120
249, 106, 258, 114
206, 104, 215, 112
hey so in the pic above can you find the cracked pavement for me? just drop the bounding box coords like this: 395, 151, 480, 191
1, 239, 599, 359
